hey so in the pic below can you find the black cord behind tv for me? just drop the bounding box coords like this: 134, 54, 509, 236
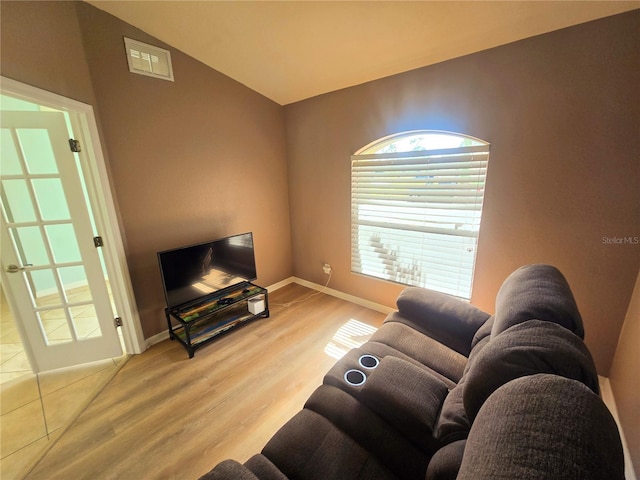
158, 232, 257, 309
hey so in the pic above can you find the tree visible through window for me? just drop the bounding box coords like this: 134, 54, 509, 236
351, 130, 490, 299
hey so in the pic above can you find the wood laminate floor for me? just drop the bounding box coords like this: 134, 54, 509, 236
23, 283, 387, 480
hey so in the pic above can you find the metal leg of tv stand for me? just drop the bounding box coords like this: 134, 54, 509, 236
165, 308, 175, 340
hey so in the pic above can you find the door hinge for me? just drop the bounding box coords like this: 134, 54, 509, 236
93, 236, 104, 248
69, 138, 82, 153
114, 317, 123, 328
69, 138, 81, 153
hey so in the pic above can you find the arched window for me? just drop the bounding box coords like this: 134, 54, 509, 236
351, 130, 490, 299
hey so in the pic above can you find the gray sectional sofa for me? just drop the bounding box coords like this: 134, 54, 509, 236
200, 264, 625, 479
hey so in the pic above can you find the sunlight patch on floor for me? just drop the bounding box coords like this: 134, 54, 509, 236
324, 319, 378, 360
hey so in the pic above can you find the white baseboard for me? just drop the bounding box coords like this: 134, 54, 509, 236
599, 376, 637, 480
291, 276, 395, 314
145, 329, 170, 348
266, 276, 296, 292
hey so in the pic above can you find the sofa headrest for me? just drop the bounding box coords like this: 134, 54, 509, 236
492, 264, 584, 339
458, 375, 625, 480
396, 287, 491, 356
463, 320, 598, 423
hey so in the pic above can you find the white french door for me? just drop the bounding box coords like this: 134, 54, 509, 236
0, 110, 122, 371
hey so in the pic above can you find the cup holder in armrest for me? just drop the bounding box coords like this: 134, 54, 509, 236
323, 350, 379, 389
344, 369, 367, 386
358, 354, 379, 369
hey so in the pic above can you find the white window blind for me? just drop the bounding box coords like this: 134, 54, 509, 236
351, 143, 489, 299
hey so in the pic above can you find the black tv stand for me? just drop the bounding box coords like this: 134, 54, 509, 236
165, 282, 269, 358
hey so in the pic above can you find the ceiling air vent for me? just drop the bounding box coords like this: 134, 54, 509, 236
124, 37, 174, 82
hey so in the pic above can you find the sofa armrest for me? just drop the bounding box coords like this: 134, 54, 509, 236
198, 460, 261, 480
359, 356, 449, 452
394, 288, 491, 356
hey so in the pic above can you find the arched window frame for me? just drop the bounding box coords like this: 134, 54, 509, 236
351, 130, 490, 299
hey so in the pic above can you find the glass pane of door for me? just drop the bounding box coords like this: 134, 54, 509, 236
11, 227, 49, 267
38, 309, 72, 345
0, 128, 23, 175
44, 224, 82, 263
59, 266, 91, 302
28, 269, 63, 308
70, 305, 102, 339
18, 129, 58, 174
1, 179, 36, 222
31, 178, 71, 221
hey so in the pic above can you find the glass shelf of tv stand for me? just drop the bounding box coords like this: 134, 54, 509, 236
165, 282, 269, 358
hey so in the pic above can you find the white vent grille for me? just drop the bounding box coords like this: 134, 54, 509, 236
124, 37, 174, 81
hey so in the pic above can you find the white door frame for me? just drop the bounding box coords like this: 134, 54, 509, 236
1, 75, 145, 355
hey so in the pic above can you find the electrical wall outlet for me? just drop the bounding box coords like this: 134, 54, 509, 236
323, 263, 332, 275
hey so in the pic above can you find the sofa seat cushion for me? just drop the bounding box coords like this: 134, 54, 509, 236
463, 320, 599, 422
492, 264, 584, 338
369, 320, 467, 383
432, 378, 468, 445
245, 455, 289, 480
199, 460, 261, 480
458, 375, 625, 480
394, 288, 491, 356
262, 408, 400, 480
432, 332, 492, 445
425, 440, 466, 480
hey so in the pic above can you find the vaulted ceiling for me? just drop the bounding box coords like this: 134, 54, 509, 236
86, 1, 639, 105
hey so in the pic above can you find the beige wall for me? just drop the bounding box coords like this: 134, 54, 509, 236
0, 1, 97, 106
610, 268, 640, 473
74, 3, 292, 338
1, 1, 293, 338
284, 10, 640, 375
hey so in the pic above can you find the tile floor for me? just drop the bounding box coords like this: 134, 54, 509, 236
1, 288, 127, 479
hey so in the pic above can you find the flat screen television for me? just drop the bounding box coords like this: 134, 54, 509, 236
158, 232, 257, 309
